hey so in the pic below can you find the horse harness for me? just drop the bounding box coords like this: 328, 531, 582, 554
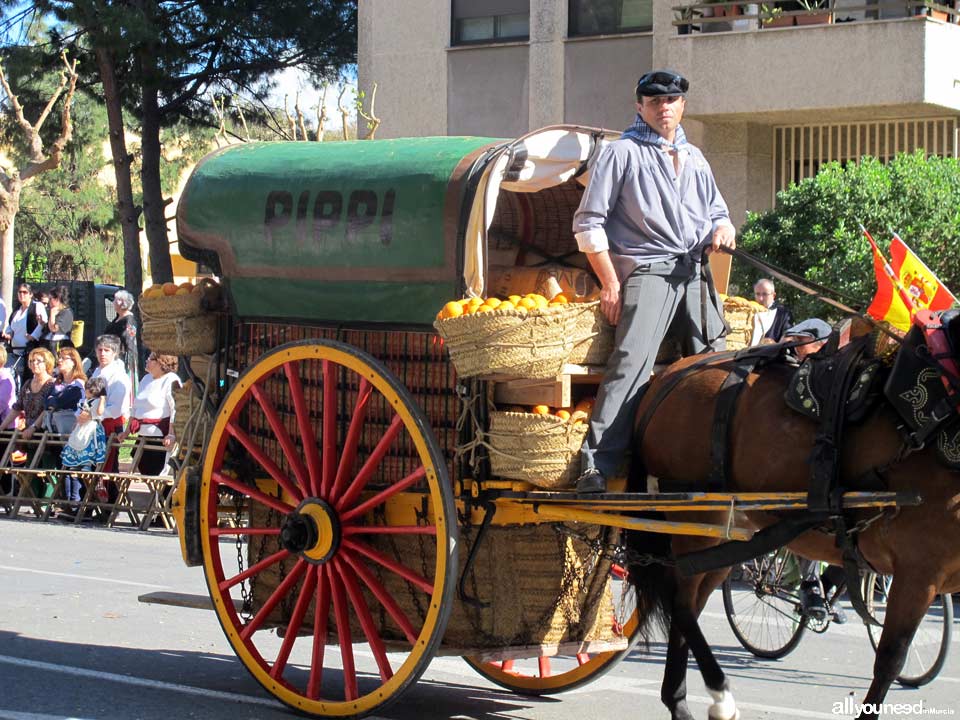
636, 311, 960, 623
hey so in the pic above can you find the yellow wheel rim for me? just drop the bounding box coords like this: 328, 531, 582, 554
200, 340, 455, 717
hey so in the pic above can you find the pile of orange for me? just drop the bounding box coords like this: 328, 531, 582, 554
143, 281, 202, 299
502, 397, 595, 425
436, 292, 578, 321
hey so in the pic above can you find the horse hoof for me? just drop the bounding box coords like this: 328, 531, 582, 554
707, 688, 739, 720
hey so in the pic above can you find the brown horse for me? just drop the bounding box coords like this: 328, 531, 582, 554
625, 349, 960, 720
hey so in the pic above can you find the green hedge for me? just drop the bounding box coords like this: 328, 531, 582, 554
732, 151, 960, 322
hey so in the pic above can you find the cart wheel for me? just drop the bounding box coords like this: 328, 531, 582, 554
462, 565, 640, 694
200, 340, 457, 718
863, 573, 953, 687
722, 549, 807, 659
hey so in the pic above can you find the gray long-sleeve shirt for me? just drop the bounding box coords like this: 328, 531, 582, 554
572, 137, 731, 280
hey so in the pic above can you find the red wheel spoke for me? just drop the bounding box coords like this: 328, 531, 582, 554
334, 557, 393, 683
320, 360, 337, 497
538, 656, 551, 677
250, 383, 310, 498
220, 548, 291, 592
341, 549, 418, 643
284, 361, 323, 498
329, 379, 372, 500
241, 560, 307, 641
213, 470, 294, 516
335, 414, 404, 512
270, 565, 319, 680
340, 467, 426, 524
220, 425, 302, 510
329, 570, 358, 701
343, 538, 433, 594
577, 653, 590, 665
343, 525, 437, 536
307, 566, 332, 700
211, 527, 282, 537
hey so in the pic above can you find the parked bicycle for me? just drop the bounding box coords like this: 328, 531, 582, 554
722, 548, 953, 687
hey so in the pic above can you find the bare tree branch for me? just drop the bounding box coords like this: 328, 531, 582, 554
294, 91, 308, 142
337, 84, 350, 141
357, 82, 380, 140
283, 93, 297, 140
315, 82, 328, 141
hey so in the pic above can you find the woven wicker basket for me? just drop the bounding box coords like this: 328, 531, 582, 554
485, 411, 589, 489
139, 278, 221, 320
434, 305, 575, 378
142, 314, 217, 355
139, 290, 203, 319
722, 296, 766, 351
248, 507, 621, 653
565, 302, 614, 365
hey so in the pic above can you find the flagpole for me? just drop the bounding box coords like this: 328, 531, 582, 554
859, 224, 919, 318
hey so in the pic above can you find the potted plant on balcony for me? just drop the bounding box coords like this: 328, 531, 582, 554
793, 0, 832, 25
703, 1, 760, 30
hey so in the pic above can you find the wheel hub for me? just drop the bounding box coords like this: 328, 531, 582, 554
281, 498, 341, 564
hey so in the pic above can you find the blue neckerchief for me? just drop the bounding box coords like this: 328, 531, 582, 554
621, 114, 687, 152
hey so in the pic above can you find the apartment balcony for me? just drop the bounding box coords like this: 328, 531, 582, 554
661, 1, 960, 123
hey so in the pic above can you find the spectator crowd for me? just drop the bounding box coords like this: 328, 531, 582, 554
0, 286, 180, 523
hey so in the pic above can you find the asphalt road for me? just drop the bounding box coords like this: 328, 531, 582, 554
1, 518, 958, 720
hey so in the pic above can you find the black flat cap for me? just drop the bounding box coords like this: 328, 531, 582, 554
636, 70, 689, 99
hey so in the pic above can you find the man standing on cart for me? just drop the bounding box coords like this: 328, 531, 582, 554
573, 70, 736, 493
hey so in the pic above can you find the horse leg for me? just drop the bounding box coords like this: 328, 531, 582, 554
856, 578, 937, 720
662, 619, 696, 720
662, 570, 736, 720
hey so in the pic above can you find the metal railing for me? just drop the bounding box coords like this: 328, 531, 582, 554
672, 1, 958, 34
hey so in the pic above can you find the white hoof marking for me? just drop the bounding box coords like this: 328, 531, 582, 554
707, 688, 739, 720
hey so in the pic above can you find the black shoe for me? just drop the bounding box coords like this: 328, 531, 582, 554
799, 580, 828, 621
576, 469, 606, 493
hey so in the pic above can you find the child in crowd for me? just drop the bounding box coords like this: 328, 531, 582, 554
60, 377, 108, 513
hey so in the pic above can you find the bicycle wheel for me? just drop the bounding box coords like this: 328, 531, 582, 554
722, 549, 808, 659
864, 574, 953, 687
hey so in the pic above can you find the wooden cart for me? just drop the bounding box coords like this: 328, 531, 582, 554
162, 128, 910, 718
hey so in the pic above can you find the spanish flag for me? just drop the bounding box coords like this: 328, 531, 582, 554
865, 229, 956, 331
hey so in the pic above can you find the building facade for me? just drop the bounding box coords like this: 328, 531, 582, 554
358, 0, 960, 226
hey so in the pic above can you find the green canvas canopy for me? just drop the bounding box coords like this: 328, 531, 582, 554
177, 136, 500, 325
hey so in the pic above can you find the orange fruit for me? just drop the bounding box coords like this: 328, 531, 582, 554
555, 409, 571, 421
475, 304, 494, 313
175, 287, 191, 296
484, 297, 502, 309
498, 301, 515, 312
468, 297, 484, 307
518, 297, 537, 311
162, 282, 178, 296
550, 293, 569, 305
533, 295, 549, 309
178, 281, 195, 291
574, 398, 595, 414
531, 405, 550, 415
143, 286, 163, 299
508, 294, 522, 305
440, 301, 464, 320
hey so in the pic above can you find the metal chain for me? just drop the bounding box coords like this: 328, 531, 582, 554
234, 491, 252, 620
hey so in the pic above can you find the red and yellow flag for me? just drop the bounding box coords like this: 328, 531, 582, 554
865, 230, 956, 331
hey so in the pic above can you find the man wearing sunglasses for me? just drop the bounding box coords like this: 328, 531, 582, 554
573, 70, 735, 493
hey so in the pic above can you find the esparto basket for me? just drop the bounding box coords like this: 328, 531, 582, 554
565, 301, 614, 365
485, 411, 589, 489
138, 278, 221, 319
142, 314, 217, 356
139, 290, 203, 319
722, 295, 766, 351
434, 305, 575, 379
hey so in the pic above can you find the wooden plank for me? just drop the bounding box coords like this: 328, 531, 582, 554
435, 638, 630, 660
138, 591, 243, 612
493, 375, 570, 407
